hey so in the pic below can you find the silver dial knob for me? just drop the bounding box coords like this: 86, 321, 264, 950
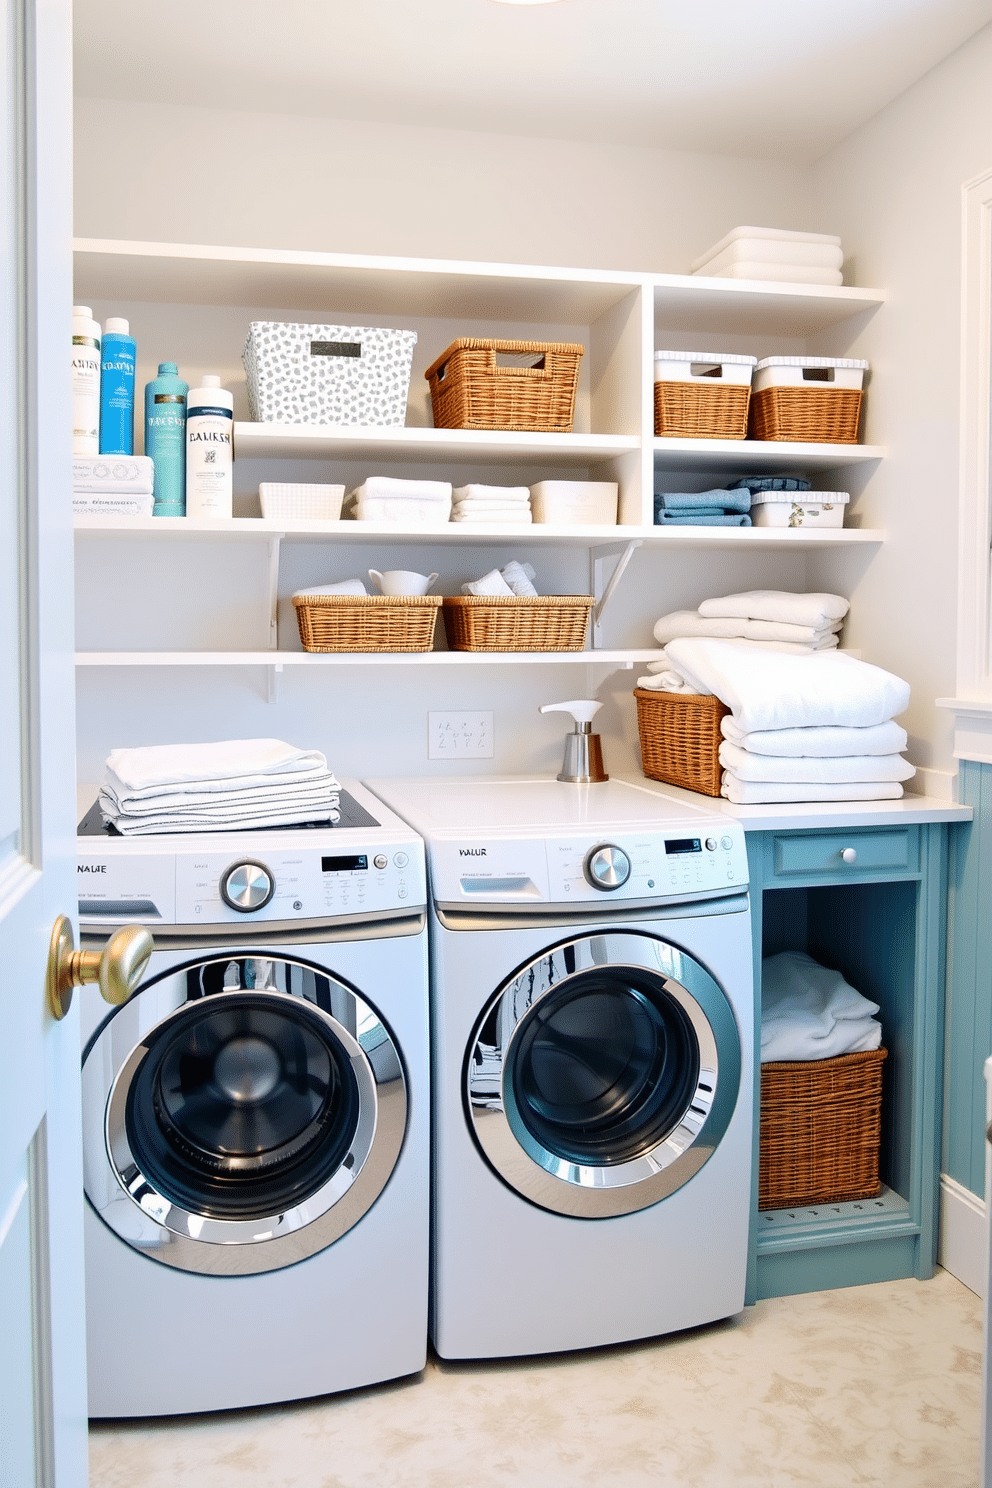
584, 844, 631, 891
221, 860, 275, 913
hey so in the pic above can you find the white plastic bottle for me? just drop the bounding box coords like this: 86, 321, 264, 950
185, 375, 233, 517
72, 305, 102, 454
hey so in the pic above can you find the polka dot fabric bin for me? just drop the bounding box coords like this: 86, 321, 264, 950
243, 322, 418, 426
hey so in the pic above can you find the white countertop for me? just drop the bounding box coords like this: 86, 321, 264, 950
623, 777, 973, 832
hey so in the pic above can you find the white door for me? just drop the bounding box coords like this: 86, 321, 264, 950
0, 2, 89, 1485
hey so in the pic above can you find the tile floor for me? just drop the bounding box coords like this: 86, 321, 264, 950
89, 1269, 982, 1488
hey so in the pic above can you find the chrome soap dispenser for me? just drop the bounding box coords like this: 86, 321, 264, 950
540, 700, 609, 783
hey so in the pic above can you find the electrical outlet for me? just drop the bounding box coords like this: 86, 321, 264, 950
429, 711, 494, 760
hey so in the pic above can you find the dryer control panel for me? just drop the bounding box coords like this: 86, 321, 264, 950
434, 822, 748, 908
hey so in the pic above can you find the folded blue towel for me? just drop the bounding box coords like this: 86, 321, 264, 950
656, 512, 752, 526
655, 488, 751, 513
727, 475, 811, 493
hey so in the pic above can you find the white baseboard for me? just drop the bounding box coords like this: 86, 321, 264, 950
938, 1173, 986, 1295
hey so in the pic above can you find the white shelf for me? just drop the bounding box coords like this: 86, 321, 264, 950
653, 437, 884, 474
74, 649, 659, 668
73, 516, 883, 549
652, 276, 885, 337
233, 423, 637, 466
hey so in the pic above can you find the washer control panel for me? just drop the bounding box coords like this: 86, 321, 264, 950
436, 821, 748, 906
77, 837, 426, 927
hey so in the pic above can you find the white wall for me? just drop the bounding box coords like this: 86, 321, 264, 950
808, 22, 992, 780
73, 96, 810, 274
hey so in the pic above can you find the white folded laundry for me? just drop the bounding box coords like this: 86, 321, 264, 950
349, 497, 452, 525
652, 609, 840, 648
451, 499, 531, 513
692, 239, 844, 274
293, 580, 367, 597
105, 739, 331, 795
103, 803, 342, 835
353, 477, 453, 502
636, 671, 701, 693
449, 494, 532, 511
760, 950, 881, 1063
665, 640, 910, 733
692, 226, 841, 273
500, 561, 538, 597
101, 776, 340, 817
698, 590, 849, 630
697, 260, 842, 286
451, 510, 533, 524
462, 569, 515, 597
721, 774, 904, 805
73, 493, 155, 517
718, 740, 915, 784
73, 454, 154, 494
720, 717, 908, 758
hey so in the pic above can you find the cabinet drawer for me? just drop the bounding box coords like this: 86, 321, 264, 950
771, 828, 918, 880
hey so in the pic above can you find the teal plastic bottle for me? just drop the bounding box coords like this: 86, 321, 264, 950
145, 363, 188, 516
99, 317, 136, 454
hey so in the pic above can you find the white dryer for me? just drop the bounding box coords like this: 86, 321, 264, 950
77, 781, 429, 1416
365, 776, 753, 1360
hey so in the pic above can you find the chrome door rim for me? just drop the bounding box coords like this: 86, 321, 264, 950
84, 959, 407, 1275
465, 931, 741, 1219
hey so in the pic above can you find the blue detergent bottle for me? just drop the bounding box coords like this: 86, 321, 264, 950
145, 363, 189, 516
99, 317, 136, 455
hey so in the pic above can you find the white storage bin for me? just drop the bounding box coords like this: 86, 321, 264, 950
530, 480, 619, 526
654, 351, 756, 386
750, 490, 850, 528
243, 323, 418, 426
259, 483, 346, 520
753, 357, 868, 394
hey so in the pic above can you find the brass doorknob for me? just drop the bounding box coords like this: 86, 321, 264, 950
46, 915, 154, 1021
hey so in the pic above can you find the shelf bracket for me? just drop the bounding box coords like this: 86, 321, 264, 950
266, 537, 281, 651
590, 539, 643, 648
266, 661, 283, 704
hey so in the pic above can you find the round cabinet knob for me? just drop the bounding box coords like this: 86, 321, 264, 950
841, 847, 858, 865
584, 844, 631, 891
221, 860, 275, 913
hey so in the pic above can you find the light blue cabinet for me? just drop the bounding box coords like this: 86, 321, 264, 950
743, 821, 950, 1303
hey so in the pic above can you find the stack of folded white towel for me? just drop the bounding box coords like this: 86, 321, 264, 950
649, 589, 847, 658
462, 561, 538, 597
636, 591, 914, 804
691, 226, 844, 287
761, 951, 882, 1062
451, 484, 532, 525
100, 739, 341, 836
345, 477, 452, 524
73, 455, 154, 517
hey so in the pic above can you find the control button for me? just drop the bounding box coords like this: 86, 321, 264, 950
584, 844, 631, 891
373, 854, 388, 870
220, 859, 275, 913
727, 871, 735, 880
397, 886, 408, 900
705, 837, 718, 852
393, 851, 409, 869
721, 835, 733, 851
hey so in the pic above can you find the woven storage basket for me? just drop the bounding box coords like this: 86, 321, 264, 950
749, 386, 863, 443
442, 596, 593, 652
633, 688, 729, 797
759, 1047, 887, 1210
292, 594, 441, 653
654, 381, 750, 439
425, 339, 584, 433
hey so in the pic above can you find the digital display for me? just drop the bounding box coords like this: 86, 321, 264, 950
665, 838, 702, 855
321, 855, 368, 873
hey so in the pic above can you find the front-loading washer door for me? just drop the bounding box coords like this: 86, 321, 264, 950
82, 954, 406, 1275
465, 931, 741, 1219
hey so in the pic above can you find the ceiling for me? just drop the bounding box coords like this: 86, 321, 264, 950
74, 0, 992, 163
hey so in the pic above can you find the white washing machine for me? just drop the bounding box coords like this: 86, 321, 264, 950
77, 781, 429, 1416
365, 775, 753, 1360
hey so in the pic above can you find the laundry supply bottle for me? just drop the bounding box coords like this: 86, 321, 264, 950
145, 363, 188, 516
185, 375, 233, 518
71, 305, 102, 454
99, 317, 136, 454
539, 700, 609, 783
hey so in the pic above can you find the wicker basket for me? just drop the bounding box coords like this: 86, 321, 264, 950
759, 1048, 887, 1210
654, 381, 751, 439
749, 386, 863, 443
633, 688, 729, 797
292, 594, 441, 653
442, 596, 593, 652
425, 339, 584, 433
